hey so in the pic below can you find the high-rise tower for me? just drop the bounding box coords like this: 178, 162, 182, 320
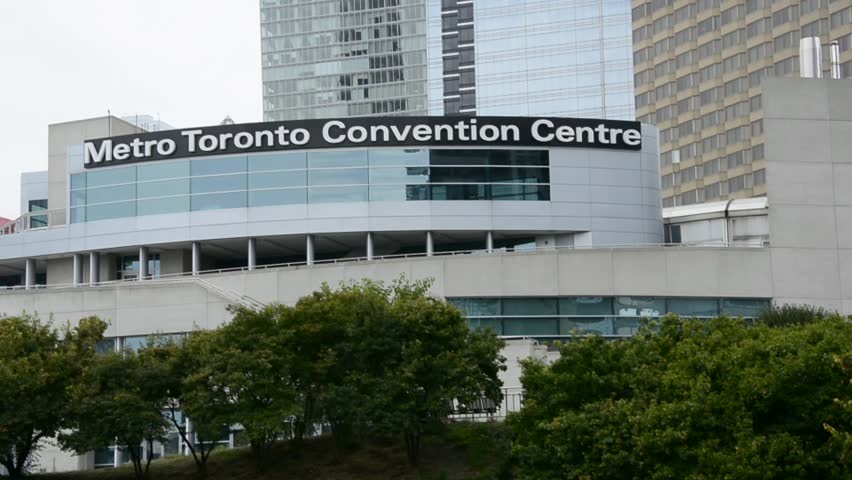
260, 0, 636, 121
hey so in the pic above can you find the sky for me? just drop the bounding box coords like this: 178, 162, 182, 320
0, 1, 262, 219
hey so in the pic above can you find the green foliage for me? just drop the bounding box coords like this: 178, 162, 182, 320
757, 303, 833, 327
824, 353, 852, 466
137, 335, 230, 476
0, 314, 106, 479
283, 277, 506, 465
201, 305, 299, 472
509, 314, 852, 480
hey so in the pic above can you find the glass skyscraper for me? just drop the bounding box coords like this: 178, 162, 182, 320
260, 0, 430, 120
261, 0, 636, 121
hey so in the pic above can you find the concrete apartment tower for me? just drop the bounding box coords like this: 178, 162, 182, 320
631, 0, 852, 207
260, 0, 637, 120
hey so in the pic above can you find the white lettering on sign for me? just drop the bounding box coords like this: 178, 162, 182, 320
83, 117, 643, 167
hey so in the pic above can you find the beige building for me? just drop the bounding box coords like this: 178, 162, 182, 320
632, 0, 852, 206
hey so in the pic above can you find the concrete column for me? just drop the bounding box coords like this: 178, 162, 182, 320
366, 232, 374, 261
486, 231, 494, 253
191, 242, 201, 275
73, 253, 84, 286
247, 238, 257, 270
138, 246, 149, 280
426, 231, 434, 257
25, 258, 36, 289
113, 443, 120, 467
89, 252, 100, 285
306, 234, 315, 266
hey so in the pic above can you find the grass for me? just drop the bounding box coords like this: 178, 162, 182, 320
38, 423, 513, 480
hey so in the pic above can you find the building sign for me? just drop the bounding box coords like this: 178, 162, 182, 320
83, 116, 642, 168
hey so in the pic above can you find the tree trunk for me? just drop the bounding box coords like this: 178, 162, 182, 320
404, 431, 421, 466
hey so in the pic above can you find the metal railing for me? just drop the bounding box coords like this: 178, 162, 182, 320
0, 209, 66, 236
448, 388, 525, 422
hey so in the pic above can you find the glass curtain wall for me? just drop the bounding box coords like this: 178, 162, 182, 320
461, 0, 635, 119
450, 296, 771, 337
69, 149, 550, 223
260, 0, 429, 120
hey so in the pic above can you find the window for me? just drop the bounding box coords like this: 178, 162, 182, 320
721, 5, 744, 25
675, 4, 697, 23
831, 7, 852, 28
722, 29, 745, 49
698, 16, 721, 36
665, 225, 682, 244
772, 5, 799, 27
28, 199, 48, 228
775, 57, 799, 76
747, 18, 770, 39
746, 0, 766, 14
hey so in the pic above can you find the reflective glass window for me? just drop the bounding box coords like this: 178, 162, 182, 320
613, 317, 642, 336
138, 179, 190, 199
70, 173, 86, 190
490, 167, 549, 183
308, 186, 368, 203
369, 166, 429, 185
667, 298, 719, 316
190, 156, 247, 176
430, 184, 488, 200
369, 186, 407, 201
429, 167, 489, 183
138, 161, 189, 181
249, 188, 307, 207
123, 336, 148, 351
308, 168, 368, 186
448, 298, 502, 316
492, 151, 549, 166
86, 201, 136, 221
87, 167, 136, 187
468, 318, 503, 334
503, 318, 559, 336
491, 185, 549, 200
248, 153, 307, 172
368, 149, 429, 166
70, 207, 85, 223
430, 149, 490, 166
70, 190, 86, 207
191, 174, 247, 194
614, 297, 666, 317
721, 298, 770, 317
191, 192, 247, 211
502, 298, 558, 316
308, 151, 368, 168
559, 318, 614, 335
86, 184, 136, 205
137, 196, 190, 216
249, 170, 307, 189
559, 297, 614, 315
406, 185, 430, 200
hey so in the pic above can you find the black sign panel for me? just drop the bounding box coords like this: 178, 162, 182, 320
83, 116, 643, 168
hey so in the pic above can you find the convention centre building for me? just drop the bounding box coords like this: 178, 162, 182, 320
1, 77, 852, 472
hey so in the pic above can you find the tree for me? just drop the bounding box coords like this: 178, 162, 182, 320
0, 314, 106, 479
348, 278, 506, 466
824, 353, 852, 467
60, 350, 169, 480
509, 315, 852, 479
137, 335, 230, 478
199, 306, 299, 472
283, 280, 391, 452
757, 303, 832, 327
